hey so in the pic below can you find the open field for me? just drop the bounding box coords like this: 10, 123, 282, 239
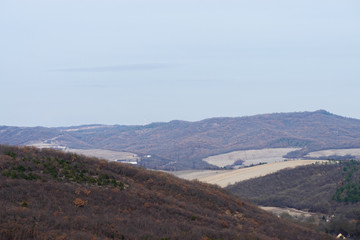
169, 169, 224, 180
172, 160, 329, 187
259, 206, 330, 226
202, 147, 301, 168
306, 148, 360, 158
260, 206, 318, 219
27, 140, 140, 163
66, 148, 140, 162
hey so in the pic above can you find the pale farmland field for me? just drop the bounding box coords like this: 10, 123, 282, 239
305, 148, 360, 158
171, 160, 329, 187
202, 147, 301, 168
66, 148, 140, 162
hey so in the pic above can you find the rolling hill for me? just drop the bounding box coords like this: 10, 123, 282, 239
227, 161, 360, 238
1, 110, 360, 170
0, 145, 334, 239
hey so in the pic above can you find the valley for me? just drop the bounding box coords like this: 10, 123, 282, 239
227, 161, 360, 238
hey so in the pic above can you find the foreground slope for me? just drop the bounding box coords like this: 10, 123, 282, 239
1, 110, 360, 170
0, 145, 333, 240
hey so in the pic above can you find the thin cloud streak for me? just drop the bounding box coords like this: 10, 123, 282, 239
53, 63, 171, 72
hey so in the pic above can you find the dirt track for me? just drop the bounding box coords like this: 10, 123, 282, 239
172, 160, 328, 187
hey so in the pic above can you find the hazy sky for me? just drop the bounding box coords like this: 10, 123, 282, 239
1, 0, 360, 127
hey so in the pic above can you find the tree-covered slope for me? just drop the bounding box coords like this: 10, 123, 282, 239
227, 161, 360, 238
1, 110, 360, 170
0, 145, 334, 240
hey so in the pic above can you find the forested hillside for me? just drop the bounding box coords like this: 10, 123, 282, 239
1, 110, 360, 170
227, 161, 360, 238
0, 145, 334, 240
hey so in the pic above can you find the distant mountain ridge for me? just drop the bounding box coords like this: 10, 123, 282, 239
1, 110, 360, 170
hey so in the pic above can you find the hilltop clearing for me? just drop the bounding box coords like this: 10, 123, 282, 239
65, 148, 140, 163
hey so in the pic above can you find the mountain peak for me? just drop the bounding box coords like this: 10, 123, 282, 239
313, 109, 332, 115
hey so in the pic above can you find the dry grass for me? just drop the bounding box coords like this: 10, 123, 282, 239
66, 148, 139, 162
203, 148, 301, 168
260, 206, 319, 219
173, 160, 329, 187
306, 148, 360, 158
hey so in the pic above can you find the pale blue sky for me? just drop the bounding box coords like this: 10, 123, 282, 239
1, 0, 360, 127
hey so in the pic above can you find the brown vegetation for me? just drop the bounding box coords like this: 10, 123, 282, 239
0, 145, 334, 239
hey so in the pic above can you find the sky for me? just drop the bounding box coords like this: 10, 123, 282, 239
1, 0, 360, 127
